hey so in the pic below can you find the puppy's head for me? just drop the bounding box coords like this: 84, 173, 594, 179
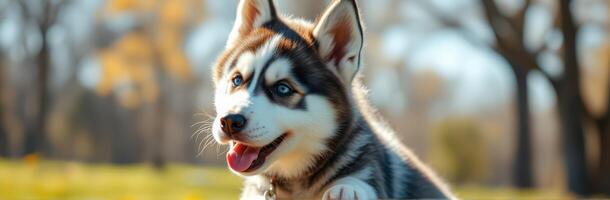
211, 0, 364, 178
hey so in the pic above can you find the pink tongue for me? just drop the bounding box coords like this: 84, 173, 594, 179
227, 143, 261, 172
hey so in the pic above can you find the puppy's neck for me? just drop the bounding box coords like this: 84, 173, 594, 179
259, 111, 370, 196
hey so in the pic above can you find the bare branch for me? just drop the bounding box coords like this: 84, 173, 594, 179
559, 0, 580, 76
535, 65, 559, 91
42, 0, 71, 29
601, 63, 610, 122
512, 0, 532, 40
415, 1, 460, 27
424, 0, 560, 90
16, 0, 30, 19
481, 0, 507, 42
415, 1, 490, 48
481, 0, 521, 47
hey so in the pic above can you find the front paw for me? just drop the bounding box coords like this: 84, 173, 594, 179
322, 184, 364, 200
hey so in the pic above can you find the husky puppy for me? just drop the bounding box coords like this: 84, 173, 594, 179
210, 0, 455, 199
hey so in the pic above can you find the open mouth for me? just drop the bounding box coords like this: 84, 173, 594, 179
226, 134, 287, 172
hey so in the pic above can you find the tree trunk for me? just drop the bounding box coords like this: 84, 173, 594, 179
110, 104, 140, 164
0, 59, 8, 157
594, 68, 610, 195
152, 70, 167, 170
598, 120, 610, 195
558, 0, 588, 196
23, 26, 49, 156
0, 103, 7, 157
557, 95, 588, 196
512, 66, 534, 188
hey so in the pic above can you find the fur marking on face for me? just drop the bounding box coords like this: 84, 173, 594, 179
209, 1, 454, 199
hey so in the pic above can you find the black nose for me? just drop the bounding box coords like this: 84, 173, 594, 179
220, 114, 247, 136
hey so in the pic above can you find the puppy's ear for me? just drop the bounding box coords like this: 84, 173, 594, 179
313, 0, 364, 84
227, 0, 278, 47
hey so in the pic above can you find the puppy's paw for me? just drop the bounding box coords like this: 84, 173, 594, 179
322, 184, 364, 200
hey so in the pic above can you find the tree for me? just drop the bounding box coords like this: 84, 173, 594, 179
420, 0, 610, 195
96, 0, 199, 165
589, 47, 610, 195
0, 57, 8, 157
17, 0, 67, 156
555, 0, 588, 194
418, 0, 535, 188
478, 0, 591, 195
595, 67, 610, 195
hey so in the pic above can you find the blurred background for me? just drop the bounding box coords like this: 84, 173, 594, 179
0, 0, 608, 199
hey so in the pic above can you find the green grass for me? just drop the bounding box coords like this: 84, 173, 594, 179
0, 158, 242, 200
0, 158, 570, 199
454, 185, 571, 200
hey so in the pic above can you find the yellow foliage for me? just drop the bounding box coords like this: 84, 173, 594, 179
97, 32, 159, 108
161, 0, 189, 25
106, 0, 138, 12
158, 22, 193, 81
162, 49, 192, 81
97, 51, 128, 96
104, 0, 155, 14
97, 0, 196, 108
118, 89, 141, 109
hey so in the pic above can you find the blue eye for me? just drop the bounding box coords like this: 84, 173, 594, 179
274, 82, 293, 96
232, 75, 243, 87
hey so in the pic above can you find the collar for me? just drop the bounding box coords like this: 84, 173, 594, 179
264, 177, 276, 200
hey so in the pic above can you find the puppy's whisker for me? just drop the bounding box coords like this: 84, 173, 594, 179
193, 110, 216, 121
191, 120, 209, 127
202, 134, 214, 143
191, 121, 213, 141
197, 135, 211, 154
192, 126, 205, 141
198, 134, 214, 150
198, 137, 216, 156
216, 143, 221, 158
192, 128, 208, 138
218, 145, 230, 159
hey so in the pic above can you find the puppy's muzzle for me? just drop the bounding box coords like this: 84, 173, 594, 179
220, 114, 247, 137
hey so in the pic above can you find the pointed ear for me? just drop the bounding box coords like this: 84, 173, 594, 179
226, 0, 278, 47
313, 0, 364, 84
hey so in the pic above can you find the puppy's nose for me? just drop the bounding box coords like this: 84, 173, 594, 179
220, 114, 247, 136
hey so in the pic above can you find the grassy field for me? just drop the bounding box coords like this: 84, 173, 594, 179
0, 158, 571, 200
0, 158, 242, 200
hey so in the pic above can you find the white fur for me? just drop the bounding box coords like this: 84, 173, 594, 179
264, 58, 292, 83
265, 95, 336, 178
321, 177, 378, 200
214, 1, 455, 199
213, 35, 337, 178
235, 52, 255, 80
241, 176, 268, 200
248, 36, 282, 92
215, 0, 373, 196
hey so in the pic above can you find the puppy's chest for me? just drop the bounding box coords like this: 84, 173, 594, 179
243, 179, 322, 199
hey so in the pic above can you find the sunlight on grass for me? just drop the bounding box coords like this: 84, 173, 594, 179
0, 159, 570, 199
0, 159, 242, 200
454, 185, 571, 200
